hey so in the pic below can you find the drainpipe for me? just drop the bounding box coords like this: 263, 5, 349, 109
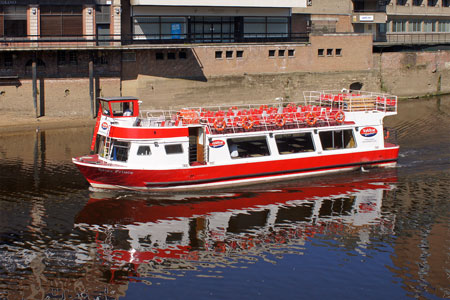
89, 53, 95, 118
32, 52, 38, 118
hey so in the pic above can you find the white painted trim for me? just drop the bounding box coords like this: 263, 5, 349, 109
132, 6, 291, 17
131, 0, 306, 8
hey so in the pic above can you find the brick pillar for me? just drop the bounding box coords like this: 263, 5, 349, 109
111, 3, 122, 46
84, 5, 95, 46
28, 5, 39, 43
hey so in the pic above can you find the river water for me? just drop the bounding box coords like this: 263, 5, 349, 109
0, 96, 449, 300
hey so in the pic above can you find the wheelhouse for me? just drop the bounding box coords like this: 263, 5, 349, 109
99, 97, 140, 118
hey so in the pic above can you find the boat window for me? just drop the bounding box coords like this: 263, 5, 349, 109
165, 144, 183, 155
137, 145, 151, 156
275, 132, 315, 155
227, 136, 270, 159
111, 140, 130, 161
319, 129, 356, 150
110, 101, 134, 117
100, 100, 110, 115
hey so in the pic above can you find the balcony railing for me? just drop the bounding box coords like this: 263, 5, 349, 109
0, 32, 310, 49
375, 33, 450, 44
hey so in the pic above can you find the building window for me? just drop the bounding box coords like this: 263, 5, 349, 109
155, 52, 164, 60
236, 50, 244, 58
57, 51, 66, 65
269, 49, 276, 57
226, 51, 233, 58
319, 130, 356, 150
409, 20, 422, 32
4, 52, 12, 67
133, 16, 187, 40
215, 51, 223, 59
428, 0, 438, 6
288, 49, 295, 57
189, 16, 234, 43
179, 51, 187, 59
444, 0, 450, 6
336, 48, 342, 56
327, 49, 333, 56
318, 49, 324, 56
439, 20, 450, 32
392, 20, 406, 32
243, 17, 289, 39
68, 51, 77, 64
95, 5, 111, 25
40, 6, 83, 37
0, 6, 27, 37
278, 49, 285, 57
413, 0, 423, 5
424, 20, 436, 32
396, 0, 408, 4
167, 52, 176, 60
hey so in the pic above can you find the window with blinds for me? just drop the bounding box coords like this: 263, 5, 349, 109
0, 6, 27, 37
40, 6, 83, 37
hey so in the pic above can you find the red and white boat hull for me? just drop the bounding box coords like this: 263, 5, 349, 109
73, 146, 399, 191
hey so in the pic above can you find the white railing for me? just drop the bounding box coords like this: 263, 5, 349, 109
137, 90, 397, 133
303, 90, 398, 114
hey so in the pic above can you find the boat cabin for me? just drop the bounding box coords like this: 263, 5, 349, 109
99, 97, 140, 118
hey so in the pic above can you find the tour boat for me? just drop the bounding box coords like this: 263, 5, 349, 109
72, 90, 399, 191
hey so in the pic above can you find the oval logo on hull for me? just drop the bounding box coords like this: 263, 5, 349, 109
101, 122, 109, 130
360, 127, 377, 137
209, 140, 225, 148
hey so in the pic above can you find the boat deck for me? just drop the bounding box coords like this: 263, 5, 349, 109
136, 91, 398, 134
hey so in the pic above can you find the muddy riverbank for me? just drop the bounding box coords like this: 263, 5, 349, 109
0, 113, 95, 134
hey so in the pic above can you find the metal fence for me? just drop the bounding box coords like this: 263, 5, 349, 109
0, 32, 310, 49
375, 33, 450, 44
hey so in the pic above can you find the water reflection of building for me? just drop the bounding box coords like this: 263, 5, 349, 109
385, 179, 450, 299
75, 175, 397, 281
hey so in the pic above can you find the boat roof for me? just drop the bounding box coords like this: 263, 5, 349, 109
98, 96, 138, 102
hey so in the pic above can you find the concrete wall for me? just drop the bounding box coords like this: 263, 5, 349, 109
374, 50, 450, 97
292, 0, 352, 14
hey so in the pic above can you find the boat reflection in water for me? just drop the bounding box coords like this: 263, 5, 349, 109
75, 170, 397, 283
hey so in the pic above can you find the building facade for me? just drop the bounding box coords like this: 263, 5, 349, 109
293, 0, 450, 44
0, 0, 449, 118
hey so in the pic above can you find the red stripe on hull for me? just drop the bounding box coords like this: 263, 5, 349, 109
74, 147, 399, 190
109, 126, 189, 139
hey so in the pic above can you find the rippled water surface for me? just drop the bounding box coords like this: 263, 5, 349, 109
0, 96, 449, 299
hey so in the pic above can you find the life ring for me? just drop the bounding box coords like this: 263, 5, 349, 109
384, 130, 390, 140
213, 117, 226, 131
275, 114, 286, 127
306, 112, 317, 126
334, 110, 345, 124
241, 116, 254, 130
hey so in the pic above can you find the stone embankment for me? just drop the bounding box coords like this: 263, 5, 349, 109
0, 50, 449, 134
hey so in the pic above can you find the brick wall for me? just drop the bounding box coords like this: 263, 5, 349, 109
1, 42, 449, 118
